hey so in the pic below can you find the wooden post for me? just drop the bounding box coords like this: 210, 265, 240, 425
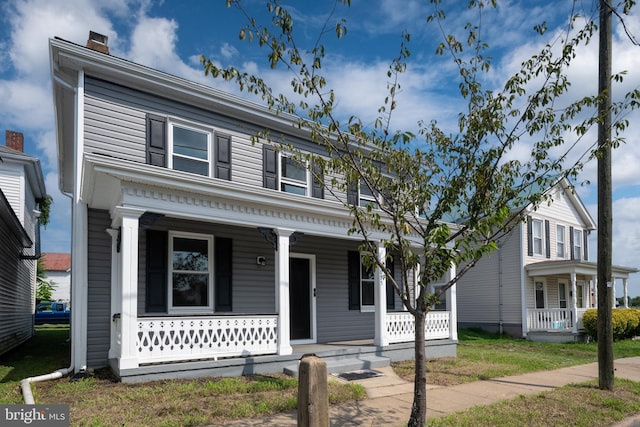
297, 354, 329, 427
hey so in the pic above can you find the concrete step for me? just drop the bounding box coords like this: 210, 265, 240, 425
283, 354, 390, 377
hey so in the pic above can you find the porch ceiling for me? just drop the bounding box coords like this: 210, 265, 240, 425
525, 259, 638, 279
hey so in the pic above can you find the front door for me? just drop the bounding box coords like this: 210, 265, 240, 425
289, 255, 315, 343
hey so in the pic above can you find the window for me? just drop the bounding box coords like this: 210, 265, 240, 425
532, 219, 543, 255
573, 229, 583, 260
280, 155, 308, 195
359, 181, 379, 209
431, 285, 447, 311
360, 254, 375, 309
535, 280, 546, 309
558, 281, 567, 308
169, 232, 213, 312
169, 122, 211, 176
556, 225, 566, 258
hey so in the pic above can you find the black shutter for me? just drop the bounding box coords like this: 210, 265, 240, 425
526, 216, 533, 256
545, 220, 551, 259
146, 114, 166, 167
215, 133, 232, 180
263, 145, 277, 190
583, 231, 589, 261
215, 237, 233, 312
386, 256, 395, 310
569, 226, 575, 260
348, 251, 360, 310
347, 180, 358, 206
311, 158, 324, 199
145, 230, 167, 313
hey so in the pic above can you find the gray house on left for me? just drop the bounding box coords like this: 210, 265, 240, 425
0, 131, 47, 355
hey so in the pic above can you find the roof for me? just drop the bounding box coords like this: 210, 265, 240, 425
0, 143, 47, 199
525, 259, 638, 279
42, 253, 71, 271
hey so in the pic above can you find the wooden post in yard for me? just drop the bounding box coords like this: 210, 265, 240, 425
297, 354, 329, 427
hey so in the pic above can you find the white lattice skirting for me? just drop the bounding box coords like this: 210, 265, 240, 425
136, 315, 278, 364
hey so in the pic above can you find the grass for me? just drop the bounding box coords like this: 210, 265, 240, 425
0, 325, 364, 426
2, 326, 640, 426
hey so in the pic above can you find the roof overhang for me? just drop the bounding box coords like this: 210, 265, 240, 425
525, 259, 638, 279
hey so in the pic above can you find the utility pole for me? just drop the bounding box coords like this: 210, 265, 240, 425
597, 0, 614, 391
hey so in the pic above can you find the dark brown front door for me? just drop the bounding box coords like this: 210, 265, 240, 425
290, 257, 311, 340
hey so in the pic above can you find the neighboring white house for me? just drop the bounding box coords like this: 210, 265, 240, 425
456, 178, 638, 341
41, 253, 71, 303
50, 32, 458, 382
0, 131, 47, 355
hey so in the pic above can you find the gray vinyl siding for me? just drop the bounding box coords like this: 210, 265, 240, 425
138, 218, 276, 315
0, 207, 34, 356
84, 77, 329, 191
87, 209, 112, 368
456, 227, 523, 327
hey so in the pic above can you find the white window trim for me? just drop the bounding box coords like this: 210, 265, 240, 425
556, 224, 566, 259
168, 231, 214, 314
167, 119, 213, 177
278, 153, 310, 196
558, 280, 568, 309
358, 180, 379, 209
360, 253, 375, 312
532, 219, 544, 256
573, 228, 583, 260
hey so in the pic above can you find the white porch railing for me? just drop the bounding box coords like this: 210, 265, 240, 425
136, 315, 278, 364
386, 311, 451, 344
527, 308, 574, 331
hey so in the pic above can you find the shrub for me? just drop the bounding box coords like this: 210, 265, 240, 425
582, 309, 597, 339
581, 308, 640, 341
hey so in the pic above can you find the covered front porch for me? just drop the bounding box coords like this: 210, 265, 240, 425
524, 260, 637, 341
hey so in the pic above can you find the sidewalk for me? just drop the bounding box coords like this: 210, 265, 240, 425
232, 356, 640, 426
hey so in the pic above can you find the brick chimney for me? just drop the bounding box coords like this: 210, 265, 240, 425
5, 130, 24, 152
86, 31, 109, 55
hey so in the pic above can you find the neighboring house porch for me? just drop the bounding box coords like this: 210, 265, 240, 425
524, 260, 637, 341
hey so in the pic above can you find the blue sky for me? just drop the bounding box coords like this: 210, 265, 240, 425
1, 0, 639, 296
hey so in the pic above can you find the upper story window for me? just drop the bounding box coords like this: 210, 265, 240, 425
280, 155, 309, 195
146, 113, 232, 180
169, 232, 213, 312
169, 122, 211, 176
532, 219, 543, 256
556, 224, 566, 258
359, 181, 379, 209
573, 228, 583, 260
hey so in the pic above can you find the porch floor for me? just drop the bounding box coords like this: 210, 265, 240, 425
115, 338, 457, 383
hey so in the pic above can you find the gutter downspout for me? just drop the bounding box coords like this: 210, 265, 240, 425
498, 241, 503, 336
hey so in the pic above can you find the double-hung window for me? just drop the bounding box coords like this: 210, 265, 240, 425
280, 155, 308, 195
359, 181, 379, 209
169, 232, 213, 312
573, 229, 583, 260
360, 254, 375, 310
169, 122, 212, 176
532, 219, 543, 256
556, 225, 566, 258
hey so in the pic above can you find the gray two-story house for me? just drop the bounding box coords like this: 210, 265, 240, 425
50, 33, 457, 382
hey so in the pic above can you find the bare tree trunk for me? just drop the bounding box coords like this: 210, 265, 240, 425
408, 309, 427, 427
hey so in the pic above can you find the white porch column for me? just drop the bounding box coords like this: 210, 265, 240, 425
623, 278, 629, 308
275, 228, 294, 356
374, 242, 387, 347
570, 273, 578, 333
593, 276, 598, 308
448, 263, 458, 341
612, 279, 617, 308
112, 207, 144, 370
106, 228, 121, 361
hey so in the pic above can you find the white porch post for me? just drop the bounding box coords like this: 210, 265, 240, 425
374, 241, 387, 347
570, 273, 578, 333
448, 263, 458, 341
623, 278, 629, 308
113, 207, 143, 370
275, 228, 293, 355
593, 276, 598, 308
106, 228, 121, 361
612, 279, 617, 308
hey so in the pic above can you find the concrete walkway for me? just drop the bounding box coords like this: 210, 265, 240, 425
231, 357, 640, 426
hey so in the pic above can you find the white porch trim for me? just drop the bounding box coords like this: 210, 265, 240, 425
374, 241, 387, 346
275, 228, 294, 356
